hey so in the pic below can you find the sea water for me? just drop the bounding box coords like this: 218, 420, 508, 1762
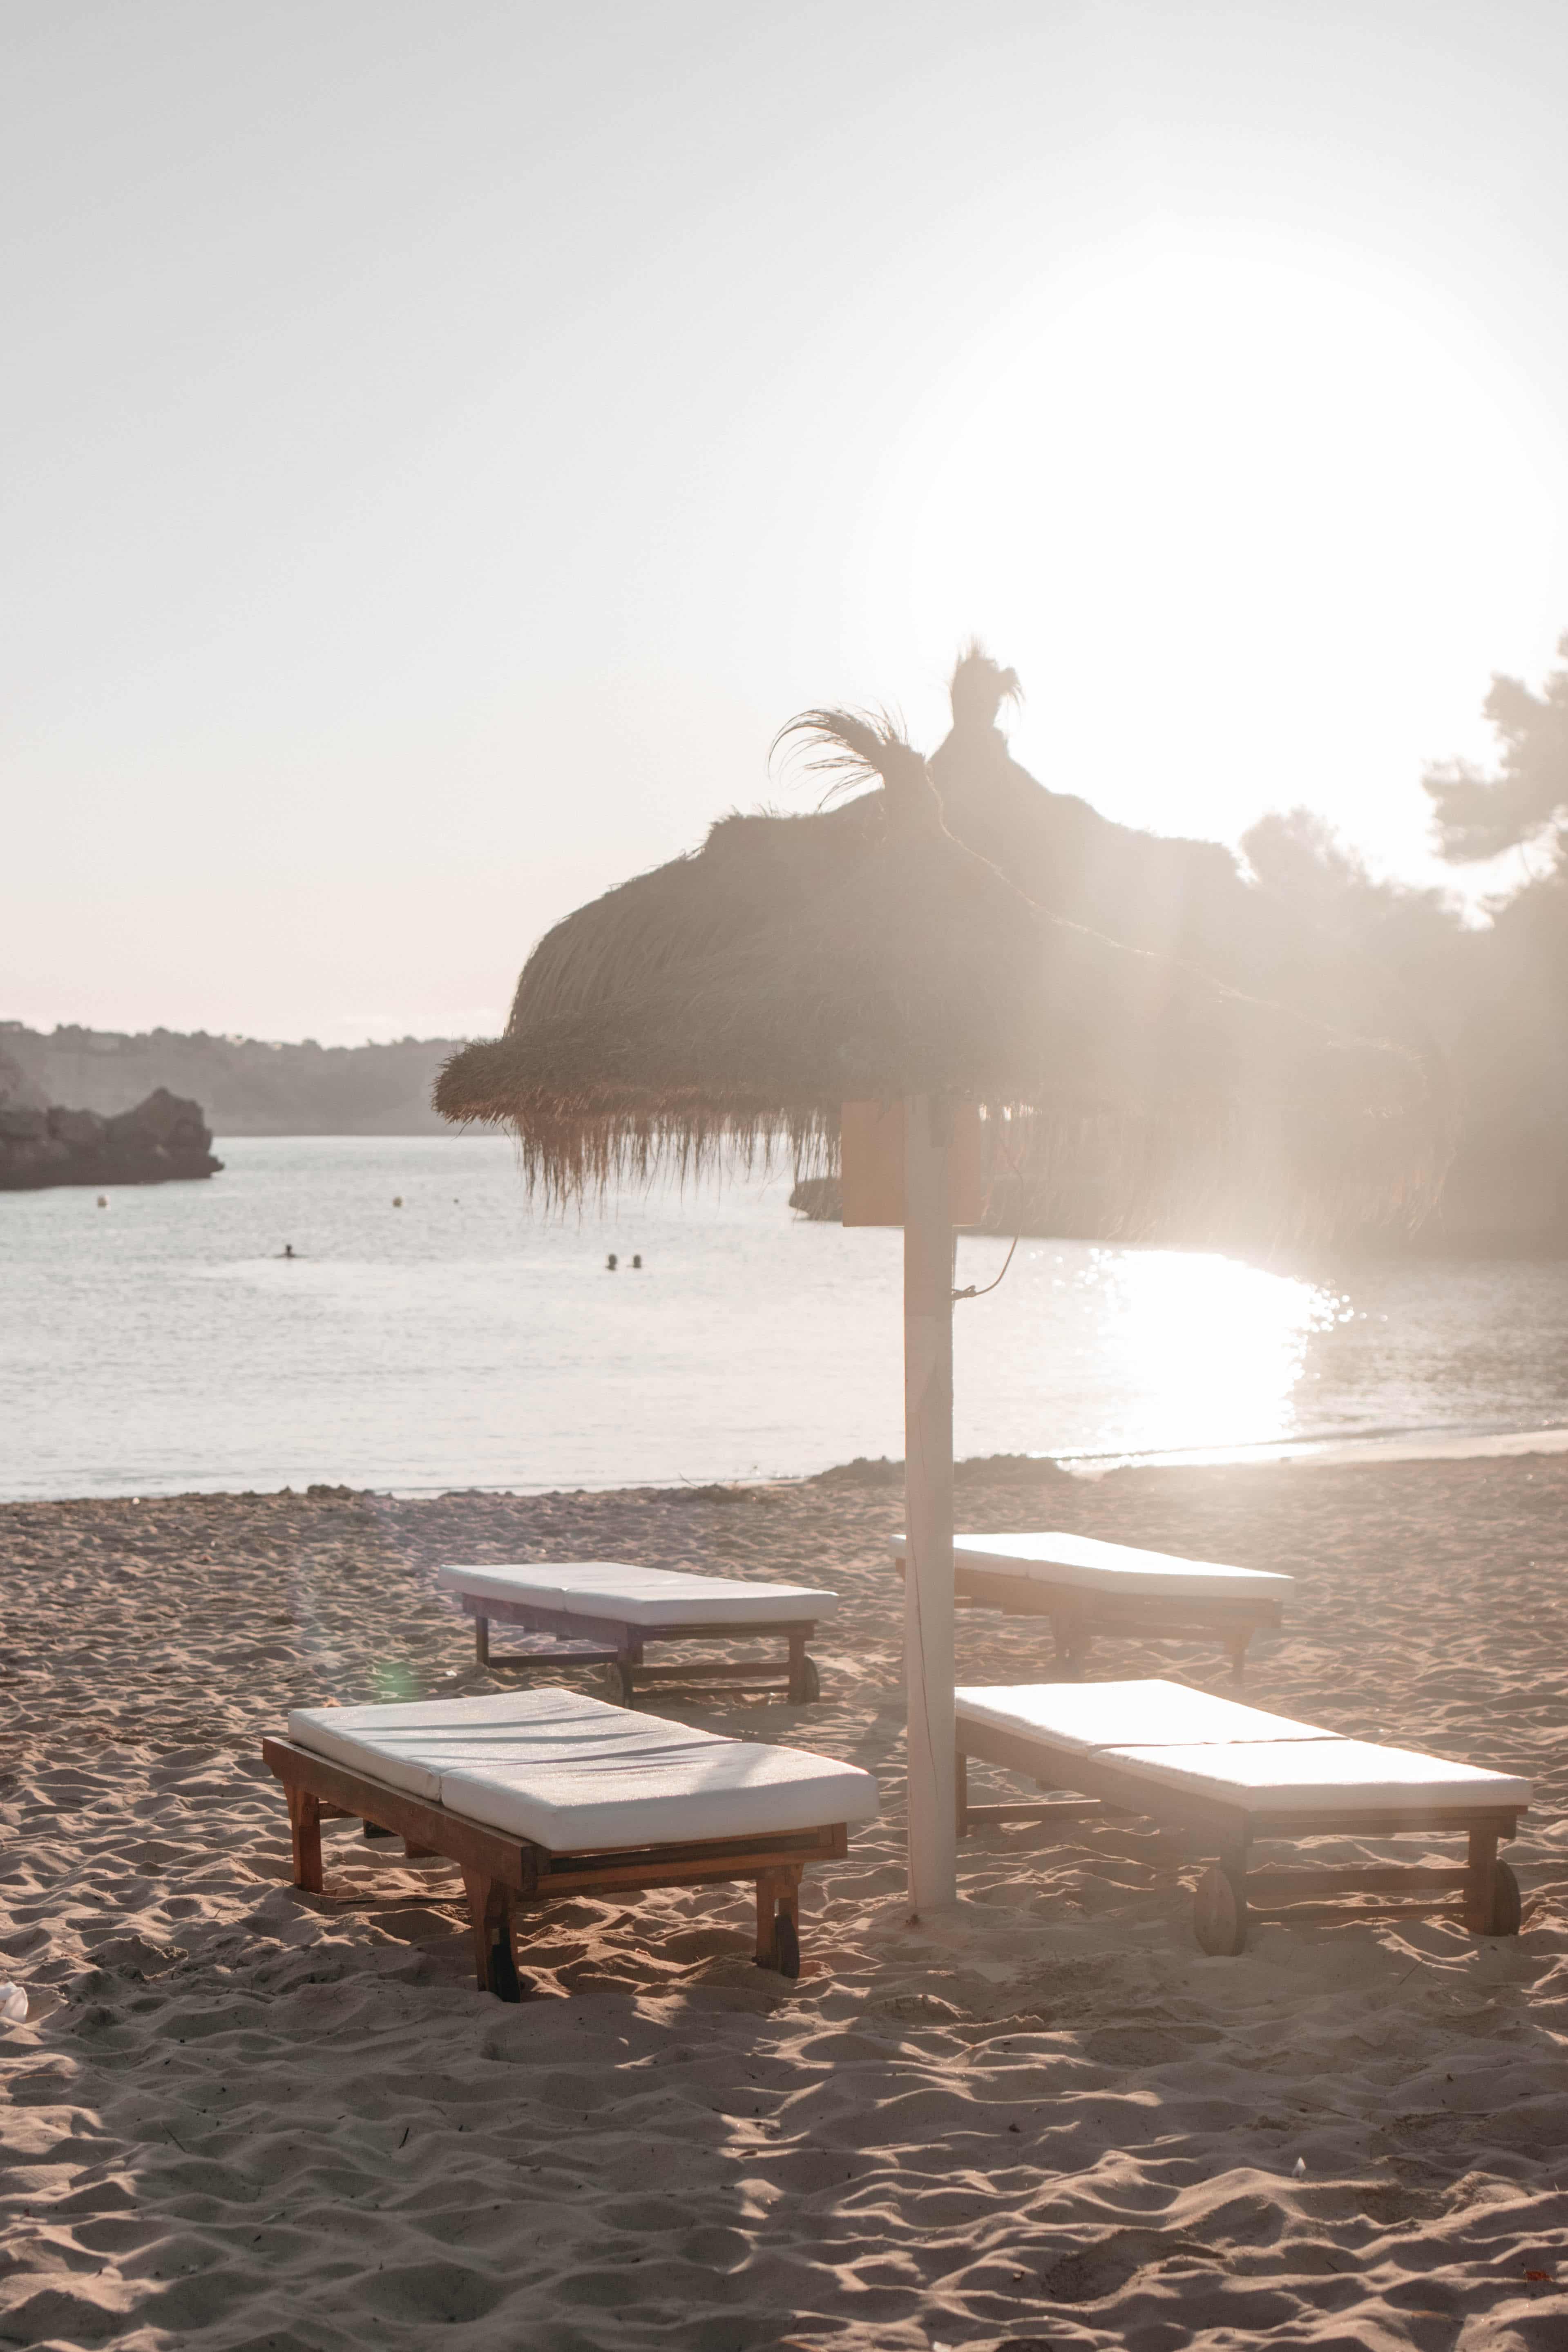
2, 1133, 1567, 1501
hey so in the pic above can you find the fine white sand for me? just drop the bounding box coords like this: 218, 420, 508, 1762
2, 1454, 1566, 2350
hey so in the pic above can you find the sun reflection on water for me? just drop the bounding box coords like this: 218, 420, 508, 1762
1033, 1247, 1354, 1461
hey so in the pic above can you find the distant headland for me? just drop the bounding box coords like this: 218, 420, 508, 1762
0, 1046, 221, 1190
0, 1023, 459, 1137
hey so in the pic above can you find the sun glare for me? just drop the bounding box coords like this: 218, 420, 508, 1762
852, 232, 1560, 859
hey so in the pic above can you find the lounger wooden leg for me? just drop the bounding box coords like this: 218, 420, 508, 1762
1226, 1630, 1251, 1681
286, 1785, 323, 1893
755, 1872, 780, 1967
608, 1638, 644, 1708
955, 1749, 969, 1838
1463, 1824, 1497, 1933
777, 1868, 801, 1977
1194, 1836, 1250, 1956
1052, 1612, 1088, 1678
475, 1615, 489, 1667
462, 1868, 523, 2000
753, 1868, 802, 1977
404, 1839, 436, 1860
786, 1630, 809, 1704
1463, 1825, 1521, 1936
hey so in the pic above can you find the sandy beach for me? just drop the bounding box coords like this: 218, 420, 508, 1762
2, 1451, 1566, 2350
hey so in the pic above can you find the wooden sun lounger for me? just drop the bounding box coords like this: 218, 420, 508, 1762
892, 1530, 1291, 1677
264, 1689, 877, 1997
954, 1679, 1530, 1954
436, 1561, 834, 1706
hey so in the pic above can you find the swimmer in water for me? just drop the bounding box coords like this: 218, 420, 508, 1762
282, 1243, 296, 1259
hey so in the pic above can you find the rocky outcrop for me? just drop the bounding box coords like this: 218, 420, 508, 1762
788, 1175, 843, 1221
0, 1065, 222, 1190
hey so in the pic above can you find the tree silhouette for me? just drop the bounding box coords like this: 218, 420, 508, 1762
1423, 634, 1568, 868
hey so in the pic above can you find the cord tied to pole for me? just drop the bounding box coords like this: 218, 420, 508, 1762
953, 1235, 1019, 1302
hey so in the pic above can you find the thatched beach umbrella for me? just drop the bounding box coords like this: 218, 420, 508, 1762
437, 655, 1446, 1914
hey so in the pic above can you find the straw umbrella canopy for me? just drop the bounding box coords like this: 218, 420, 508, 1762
438, 657, 1447, 1913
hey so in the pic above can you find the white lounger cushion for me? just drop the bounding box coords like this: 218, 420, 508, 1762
436, 1561, 835, 1627
288, 1691, 567, 1803
896, 1530, 1291, 1599
288, 1688, 878, 1851
954, 1680, 1531, 1816
1101, 1737, 1532, 1814
955, 1680, 1331, 1753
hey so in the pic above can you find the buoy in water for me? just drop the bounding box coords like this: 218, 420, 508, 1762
393, 1196, 403, 1208
632, 1253, 643, 1269
96, 1195, 107, 1208
607, 1252, 618, 1271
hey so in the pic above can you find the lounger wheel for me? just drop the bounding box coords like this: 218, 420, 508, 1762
1193, 1862, 1249, 1957
603, 1661, 637, 1708
793, 1656, 822, 1705
1477, 1858, 1521, 1938
773, 1909, 800, 1979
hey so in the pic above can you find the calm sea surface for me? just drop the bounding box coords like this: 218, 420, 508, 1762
3, 1134, 1568, 1501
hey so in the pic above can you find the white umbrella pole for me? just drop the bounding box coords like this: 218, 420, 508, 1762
903, 1092, 957, 1914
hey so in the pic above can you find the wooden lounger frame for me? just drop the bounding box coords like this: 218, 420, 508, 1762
955, 1715, 1525, 1954
459, 1592, 822, 1706
263, 1736, 846, 1996
897, 1557, 1283, 1679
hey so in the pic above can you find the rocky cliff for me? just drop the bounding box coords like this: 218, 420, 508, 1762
0, 1054, 222, 1189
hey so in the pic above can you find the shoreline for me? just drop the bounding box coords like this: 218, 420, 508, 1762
1059, 1418, 1568, 1476
5, 1417, 1568, 1508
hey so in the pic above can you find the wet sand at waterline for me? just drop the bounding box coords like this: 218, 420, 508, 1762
2, 1456, 1566, 2350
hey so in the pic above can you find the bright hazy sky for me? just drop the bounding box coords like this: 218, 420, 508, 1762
7, 0, 1568, 1042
